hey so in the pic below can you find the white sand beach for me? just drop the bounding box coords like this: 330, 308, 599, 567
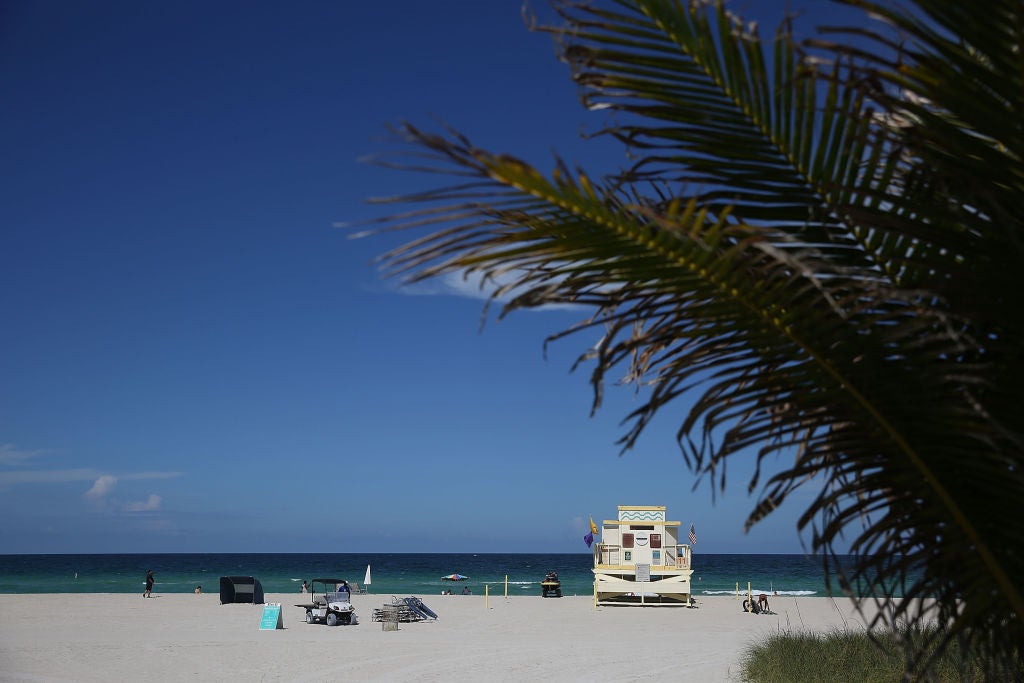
0, 593, 878, 682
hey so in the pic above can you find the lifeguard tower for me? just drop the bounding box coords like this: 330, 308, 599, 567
592, 505, 694, 606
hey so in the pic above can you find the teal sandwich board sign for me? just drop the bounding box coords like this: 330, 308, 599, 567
259, 603, 283, 630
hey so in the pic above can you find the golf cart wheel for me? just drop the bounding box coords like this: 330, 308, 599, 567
305, 610, 313, 623
327, 612, 338, 626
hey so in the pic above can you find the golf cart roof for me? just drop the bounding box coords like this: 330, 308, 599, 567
311, 578, 347, 584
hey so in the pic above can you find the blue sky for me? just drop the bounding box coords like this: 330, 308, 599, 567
1, 1, 867, 554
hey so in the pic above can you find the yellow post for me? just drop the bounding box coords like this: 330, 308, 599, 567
735, 582, 739, 599
504, 574, 508, 598
747, 581, 752, 612
485, 583, 489, 609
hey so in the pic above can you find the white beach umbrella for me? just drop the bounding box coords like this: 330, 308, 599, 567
364, 564, 371, 592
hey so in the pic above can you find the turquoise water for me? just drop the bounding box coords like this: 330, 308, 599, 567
0, 553, 867, 597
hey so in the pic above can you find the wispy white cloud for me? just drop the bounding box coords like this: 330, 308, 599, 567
82, 477, 170, 513
393, 270, 583, 311
124, 494, 161, 512
391, 271, 501, 300
0, 448, 183, 515
0, 443, 48, 466
0, 468, 102, 485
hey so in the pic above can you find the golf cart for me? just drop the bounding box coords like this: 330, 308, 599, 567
297, 578, 357, 626
541, 571, 562, 598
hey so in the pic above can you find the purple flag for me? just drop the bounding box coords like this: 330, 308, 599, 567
584, 531, 594, 548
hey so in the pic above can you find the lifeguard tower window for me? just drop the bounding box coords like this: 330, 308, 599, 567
651, 533, 662, 548
623, 533, 635, 548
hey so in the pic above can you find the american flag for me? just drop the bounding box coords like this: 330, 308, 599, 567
688, 523, 697, 545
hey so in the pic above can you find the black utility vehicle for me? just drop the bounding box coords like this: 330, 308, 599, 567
541, 571, 562, 598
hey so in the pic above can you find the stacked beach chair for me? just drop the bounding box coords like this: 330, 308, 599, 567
371, 596, 437, 623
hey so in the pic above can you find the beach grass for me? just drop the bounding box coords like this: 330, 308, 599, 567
739, 624, 993, 682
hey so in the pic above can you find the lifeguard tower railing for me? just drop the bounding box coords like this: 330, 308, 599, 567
594, 543, 692, 570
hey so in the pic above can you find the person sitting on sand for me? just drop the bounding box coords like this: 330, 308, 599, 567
194, 585, 201, 594
462, 586, 471, 595
301, 581, 308, 593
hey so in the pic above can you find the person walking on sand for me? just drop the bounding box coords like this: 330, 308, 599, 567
143, 570, 154, 598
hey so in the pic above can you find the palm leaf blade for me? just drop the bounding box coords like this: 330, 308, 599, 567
363, 1, 1024, 675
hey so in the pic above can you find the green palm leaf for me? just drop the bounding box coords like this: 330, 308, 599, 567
364, 1, 1024, 675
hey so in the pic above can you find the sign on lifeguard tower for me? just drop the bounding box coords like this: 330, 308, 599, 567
259, 603, 284, 630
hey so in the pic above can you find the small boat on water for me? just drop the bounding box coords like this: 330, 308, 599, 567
592, 505, 694, 606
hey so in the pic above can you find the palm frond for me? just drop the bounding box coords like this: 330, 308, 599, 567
363, 0, 1024, 674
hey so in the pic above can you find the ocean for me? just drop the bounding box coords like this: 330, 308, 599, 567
0, 553, 874, 598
